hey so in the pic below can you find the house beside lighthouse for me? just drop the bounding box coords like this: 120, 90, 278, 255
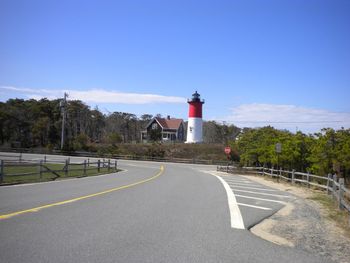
186, 91, 204, 143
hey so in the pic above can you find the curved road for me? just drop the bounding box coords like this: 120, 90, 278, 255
0, 155, 328, 263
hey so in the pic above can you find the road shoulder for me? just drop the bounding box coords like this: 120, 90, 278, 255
241, 174, 350, 263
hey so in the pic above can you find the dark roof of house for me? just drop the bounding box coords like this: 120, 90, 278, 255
147, 117, 184, 130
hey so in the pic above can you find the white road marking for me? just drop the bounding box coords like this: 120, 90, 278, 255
225, 181, 263, 187
237, 203, 272, 210
222, 176, 250, 181
222, 179, 253, 184
235, 194, 287, 204
214, 175, 245, 229
232, 189, 292, 198
227, 184, 279, 192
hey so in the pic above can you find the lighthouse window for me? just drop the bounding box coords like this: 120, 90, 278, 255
189, 127, 193, 133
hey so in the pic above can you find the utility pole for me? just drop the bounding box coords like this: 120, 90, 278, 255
60, 92, 68, 150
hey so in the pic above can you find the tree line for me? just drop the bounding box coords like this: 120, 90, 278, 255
2, 98, 347, 179
230, 126, 350, 180
0, 98, 239, 149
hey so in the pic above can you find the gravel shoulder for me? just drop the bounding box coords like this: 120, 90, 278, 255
241, 174, 350, 263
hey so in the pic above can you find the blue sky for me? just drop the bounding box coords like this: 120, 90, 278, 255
1, 0, 349, 133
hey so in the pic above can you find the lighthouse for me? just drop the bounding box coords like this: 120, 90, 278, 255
186, 91, 204, 143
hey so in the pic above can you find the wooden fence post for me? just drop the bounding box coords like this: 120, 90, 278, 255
338, 178, 344, 210
65, 159, 69, 177
83, 160, 87, 176
0, 160, 4, 184
277, 168, 281, 183
326, 173, 331, 194
261, 164, 264, 176
332, 174, 337, 200
38, 160, 43, 179
98, 160, 100, 173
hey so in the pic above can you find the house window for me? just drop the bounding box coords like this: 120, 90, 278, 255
152, 123, 158, 130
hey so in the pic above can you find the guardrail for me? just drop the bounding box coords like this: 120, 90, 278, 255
217, 165, 350, 223
0, 156, 118, 185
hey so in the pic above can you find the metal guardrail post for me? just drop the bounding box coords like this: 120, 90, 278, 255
0, 160, 3, 184
307, 172, 310, 188
108, 159, 111, 171
291, 169, 295, 184
87, 158, 90, 167
19, 152, 22, 162
338, 178, 344, 210
44, 155, 47, 163
98, 160, 100, 173
114, 160, 117, 172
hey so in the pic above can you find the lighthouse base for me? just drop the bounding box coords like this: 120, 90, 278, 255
186, 117, 203, 143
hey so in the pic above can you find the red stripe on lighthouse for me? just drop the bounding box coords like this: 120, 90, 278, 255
188, 102, 203, 118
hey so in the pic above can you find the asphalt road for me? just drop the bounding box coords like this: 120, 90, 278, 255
0, 154, 330, 263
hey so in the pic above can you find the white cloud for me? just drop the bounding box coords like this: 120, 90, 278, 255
219, 103, 350, 133
0, 86, 186, 104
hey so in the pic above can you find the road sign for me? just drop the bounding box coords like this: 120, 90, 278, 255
224, 147, 231, 155
275, 143, 282, 153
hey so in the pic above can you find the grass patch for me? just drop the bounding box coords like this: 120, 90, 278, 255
308, 193, 350, 236
2, 162, 120, 184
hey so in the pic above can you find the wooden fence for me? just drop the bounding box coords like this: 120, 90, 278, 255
0, 148, 229, 166
217, 165, 350, 223
0, 156, 118, 184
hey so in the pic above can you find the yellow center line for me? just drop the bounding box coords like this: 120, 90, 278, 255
0, 165, 165, 220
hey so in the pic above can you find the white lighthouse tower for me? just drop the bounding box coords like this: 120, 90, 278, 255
186, 91, 204, 143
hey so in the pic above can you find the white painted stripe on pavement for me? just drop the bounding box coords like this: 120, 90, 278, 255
225, 181, 263, 187
233, 189, 292, 198
237, 203, 272, 210
222, 176, 249, 181
235, 194, 287, 204
227, 184, 279, 192
214, 175, 245, 229
223, 179, 253, 184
